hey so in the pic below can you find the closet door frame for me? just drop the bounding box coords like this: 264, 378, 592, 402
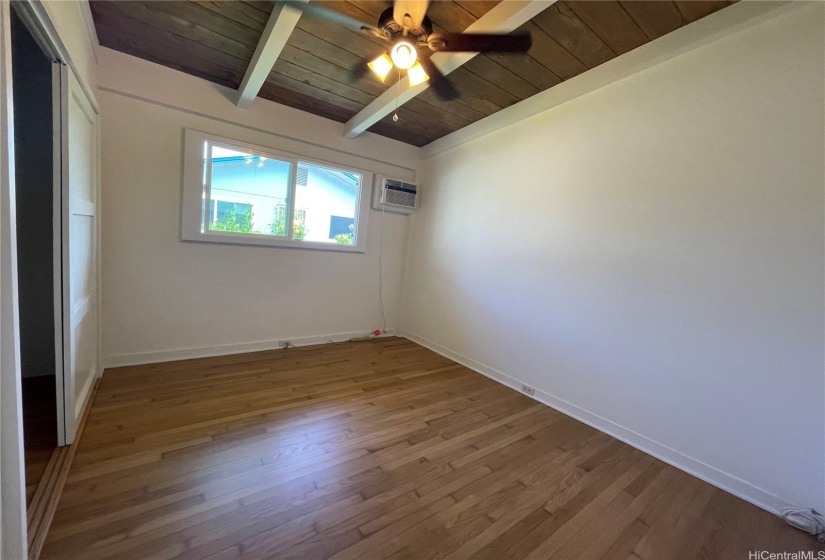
0, 1, 101, 555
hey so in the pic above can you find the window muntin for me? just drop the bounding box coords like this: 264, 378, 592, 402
181, 130, 370, 252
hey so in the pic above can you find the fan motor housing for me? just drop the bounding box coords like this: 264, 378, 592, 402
378, 7, 432, 46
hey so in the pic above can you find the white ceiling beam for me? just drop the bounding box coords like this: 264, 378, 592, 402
236, 1, 305, 109
343, 0, 557, 139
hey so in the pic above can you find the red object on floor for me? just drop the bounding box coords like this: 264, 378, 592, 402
373, 330, 382, 337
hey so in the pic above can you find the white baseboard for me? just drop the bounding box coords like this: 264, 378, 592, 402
104, 329, 396, 368
402, 330, 795, 517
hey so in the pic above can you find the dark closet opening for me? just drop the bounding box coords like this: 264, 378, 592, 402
11, 8, 58, 506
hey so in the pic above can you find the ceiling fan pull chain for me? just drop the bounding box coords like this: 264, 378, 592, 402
393, 69, 400, 122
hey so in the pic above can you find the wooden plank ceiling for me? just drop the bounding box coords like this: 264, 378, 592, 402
90, 1, 736, 147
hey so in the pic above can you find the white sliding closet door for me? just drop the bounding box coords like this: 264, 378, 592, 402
56, 64, 99, 444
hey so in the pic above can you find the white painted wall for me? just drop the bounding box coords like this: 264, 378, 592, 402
97, 48, 420, 366
404, 3, 825, 515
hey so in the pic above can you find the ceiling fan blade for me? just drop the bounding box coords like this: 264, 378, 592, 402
418, 56, 459, 102
393, 0, 430, 31
350, 60, 371, 83
293, 3, 387, 40
427, 32, 532, 53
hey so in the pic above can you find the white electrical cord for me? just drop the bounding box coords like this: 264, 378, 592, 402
378, 185, 387, 333
781, 508, 825, 542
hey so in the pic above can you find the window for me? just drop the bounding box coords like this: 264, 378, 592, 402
181, 130, 370, 252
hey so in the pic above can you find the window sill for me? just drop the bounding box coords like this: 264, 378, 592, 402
180, 230, 366, 253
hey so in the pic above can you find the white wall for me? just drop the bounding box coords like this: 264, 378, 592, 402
404, 3, 824, 515
97, 48, 420, 366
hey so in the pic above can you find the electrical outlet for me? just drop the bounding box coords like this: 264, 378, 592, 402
521, 384, 535, 396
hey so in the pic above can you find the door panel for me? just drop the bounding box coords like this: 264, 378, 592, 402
68, 89, 94, 203
57, 63, 99, 444
69, 214, 94, 302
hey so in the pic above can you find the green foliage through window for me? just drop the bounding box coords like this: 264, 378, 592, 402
210, 204, 308, 240
209, 205, 254, 233
333, 224, 354, 245
269, 208, 308, 240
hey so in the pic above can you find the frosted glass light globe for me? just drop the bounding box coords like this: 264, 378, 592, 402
390, 41, 417, 70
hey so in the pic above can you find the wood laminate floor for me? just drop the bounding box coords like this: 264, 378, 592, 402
41, 338, 821, 559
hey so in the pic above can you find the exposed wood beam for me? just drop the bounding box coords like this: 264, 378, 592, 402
236, 1, 305, 109
343, 0, 557, 139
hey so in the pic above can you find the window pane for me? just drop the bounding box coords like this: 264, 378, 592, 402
292, 162, 360, 244
214, 201, 251, 224
206, 144, 292, 236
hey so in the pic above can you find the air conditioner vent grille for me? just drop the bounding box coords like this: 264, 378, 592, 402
384, 180, 417, 209
373, 177, 418, 214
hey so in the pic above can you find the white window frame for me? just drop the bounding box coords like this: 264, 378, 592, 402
181, 129, 371, 253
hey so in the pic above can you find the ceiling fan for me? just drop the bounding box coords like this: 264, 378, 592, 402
293, 0, 532, 102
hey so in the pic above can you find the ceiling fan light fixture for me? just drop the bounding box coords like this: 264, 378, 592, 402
407, 61, 429, 86
390, 40, 417, 70
368, 53, 394, 81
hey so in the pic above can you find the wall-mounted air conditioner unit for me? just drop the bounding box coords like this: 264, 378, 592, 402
373, 176, 418, 214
